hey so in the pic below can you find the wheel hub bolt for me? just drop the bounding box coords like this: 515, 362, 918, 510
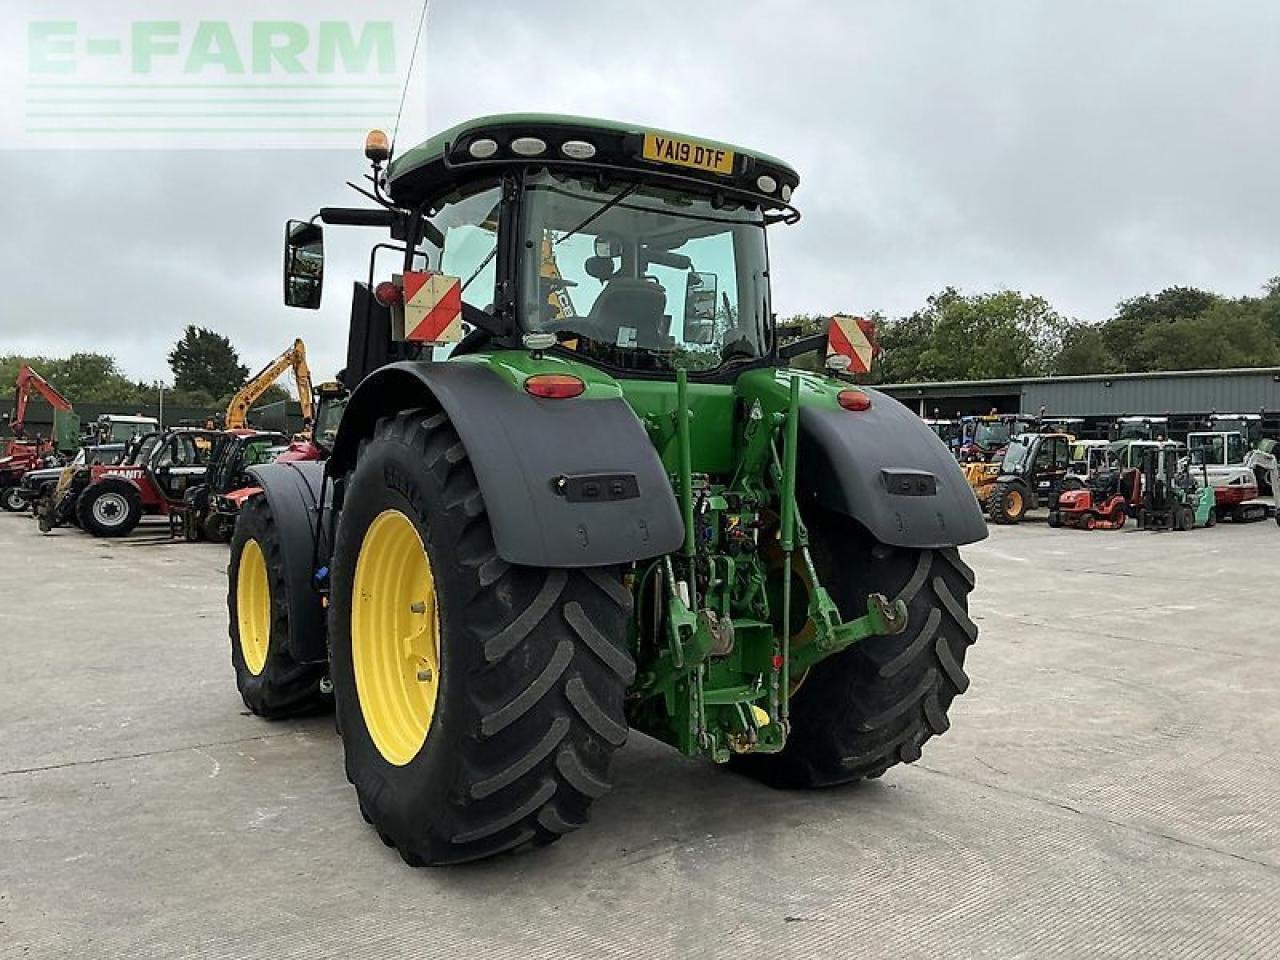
410, 601, 426, 614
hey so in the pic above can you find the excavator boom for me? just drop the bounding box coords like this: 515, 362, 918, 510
12, 364, 73, 433
224, 339, 314, 430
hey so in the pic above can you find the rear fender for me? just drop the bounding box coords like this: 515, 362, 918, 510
798, 390, 988, 548
329, 361, 684, 568
245, 462, 330, 663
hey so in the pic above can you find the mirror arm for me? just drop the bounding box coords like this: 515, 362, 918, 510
779, 331, 828, 360
317, 207, 444, 250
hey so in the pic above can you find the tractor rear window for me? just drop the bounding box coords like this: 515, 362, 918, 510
518, 171, 770, 373
1188, 434, 1227, 465
974, 422, 1011, 448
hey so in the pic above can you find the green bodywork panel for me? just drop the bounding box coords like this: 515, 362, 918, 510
445, 347, 902, 762
450, 350, 625, 401
388, 112, 798, 191
1191, 485, 1216, 527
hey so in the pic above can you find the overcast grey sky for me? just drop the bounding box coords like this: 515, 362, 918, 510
1, 0, 1277, 386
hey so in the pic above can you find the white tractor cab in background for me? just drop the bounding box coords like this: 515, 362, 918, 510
1186, 428, 1269, 522
1204, 413, 1277, 495
1041, 416, 1084, 439
1112, 415, 1170, 442
93, 414, 160, 445
923, 418, 961, 454
1069, 439, 1118, 485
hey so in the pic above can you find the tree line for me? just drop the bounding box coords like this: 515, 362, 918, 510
1, 326, 289, 412
782, 276, 1280, 384
7, 279, 1280, 407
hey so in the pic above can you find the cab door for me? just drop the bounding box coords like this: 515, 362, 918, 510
1034, 437, 1071, 504
152, 433, 210, 503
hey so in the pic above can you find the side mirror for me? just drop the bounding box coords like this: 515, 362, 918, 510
683, 271, 719, 345
284, 220, 325, 309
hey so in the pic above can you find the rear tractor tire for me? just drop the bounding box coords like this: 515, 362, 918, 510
76, 482, 143, 537
328, 409, 633, 866
733, 510, 978, 788
227, 495, 332, 718
988, 481, 1028, 525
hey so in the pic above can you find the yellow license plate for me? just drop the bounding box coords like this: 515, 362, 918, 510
642, 133, 735, 175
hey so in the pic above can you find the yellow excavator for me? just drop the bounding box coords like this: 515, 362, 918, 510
225, 338, 314, 430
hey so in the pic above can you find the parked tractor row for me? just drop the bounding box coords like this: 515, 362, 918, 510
926, 403, 1275, 532
2, 345, 348, 541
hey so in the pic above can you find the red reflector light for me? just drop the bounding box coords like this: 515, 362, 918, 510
837, 389, 872, 411
524, 374, 585, 399
374, 281, 402, 306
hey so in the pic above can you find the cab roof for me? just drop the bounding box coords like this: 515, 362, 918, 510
386, 113, 800, 211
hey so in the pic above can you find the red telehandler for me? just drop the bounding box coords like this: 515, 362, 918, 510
0, 365, 79, 512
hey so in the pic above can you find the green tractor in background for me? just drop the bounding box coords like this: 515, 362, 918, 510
227, 115, 986, 866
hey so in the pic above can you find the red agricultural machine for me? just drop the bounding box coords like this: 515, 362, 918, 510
41, 429, 221, 536
1052, 469, 1140, 530
1, 365, 79, 512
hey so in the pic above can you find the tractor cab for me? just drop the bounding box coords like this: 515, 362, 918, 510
1187, 430, 1265, 521
93, 414, 160, 444
178, 430, 290, 542
923, 418, 961, 451
1204, 413, 1276, 495
1111, 415, 1168, 443
1069, 439, 1117, 483
1205, 413, 1263, 443
1040, 416, 1083, 439
285, 115, 798, 389
957, 413, 1038, 463
149, 429, 221, 502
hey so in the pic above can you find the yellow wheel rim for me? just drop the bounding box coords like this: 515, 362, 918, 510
352, 509, 441, 766
236, 538, 271, 676
1007, 490, 1023, 515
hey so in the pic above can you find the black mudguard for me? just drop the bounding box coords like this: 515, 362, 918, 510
329, 362, 684, 568
798, 389, 988, 549
246, 461, 330, 663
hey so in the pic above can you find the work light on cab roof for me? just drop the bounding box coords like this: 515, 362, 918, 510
380, 113, 803, 216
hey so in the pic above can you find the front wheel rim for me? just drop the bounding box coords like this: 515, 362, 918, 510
351, 509, 441, 767
92, 492, 128, 526
236, 539, 271, 675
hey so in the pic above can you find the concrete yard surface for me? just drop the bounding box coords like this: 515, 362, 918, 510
1, 513, 1278, 959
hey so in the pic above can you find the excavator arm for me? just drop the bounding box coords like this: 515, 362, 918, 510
225, 339, 314, 429
11, 365, 73, 436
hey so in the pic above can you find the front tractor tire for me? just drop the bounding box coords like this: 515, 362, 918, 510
227, 496, 331, 718
734, 510, 978, 788
988, 480, 1029, 524
0, 485, 24, 513
328, 409, 633, 867
76, 482, 143, 537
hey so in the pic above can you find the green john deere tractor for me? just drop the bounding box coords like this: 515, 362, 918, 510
228, 115, 987, 866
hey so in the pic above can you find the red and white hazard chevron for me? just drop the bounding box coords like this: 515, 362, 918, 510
403, 271, 462, 343
826, 315, 879, 373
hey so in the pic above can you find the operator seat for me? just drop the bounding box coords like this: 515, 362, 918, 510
586, 276, 668, 349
